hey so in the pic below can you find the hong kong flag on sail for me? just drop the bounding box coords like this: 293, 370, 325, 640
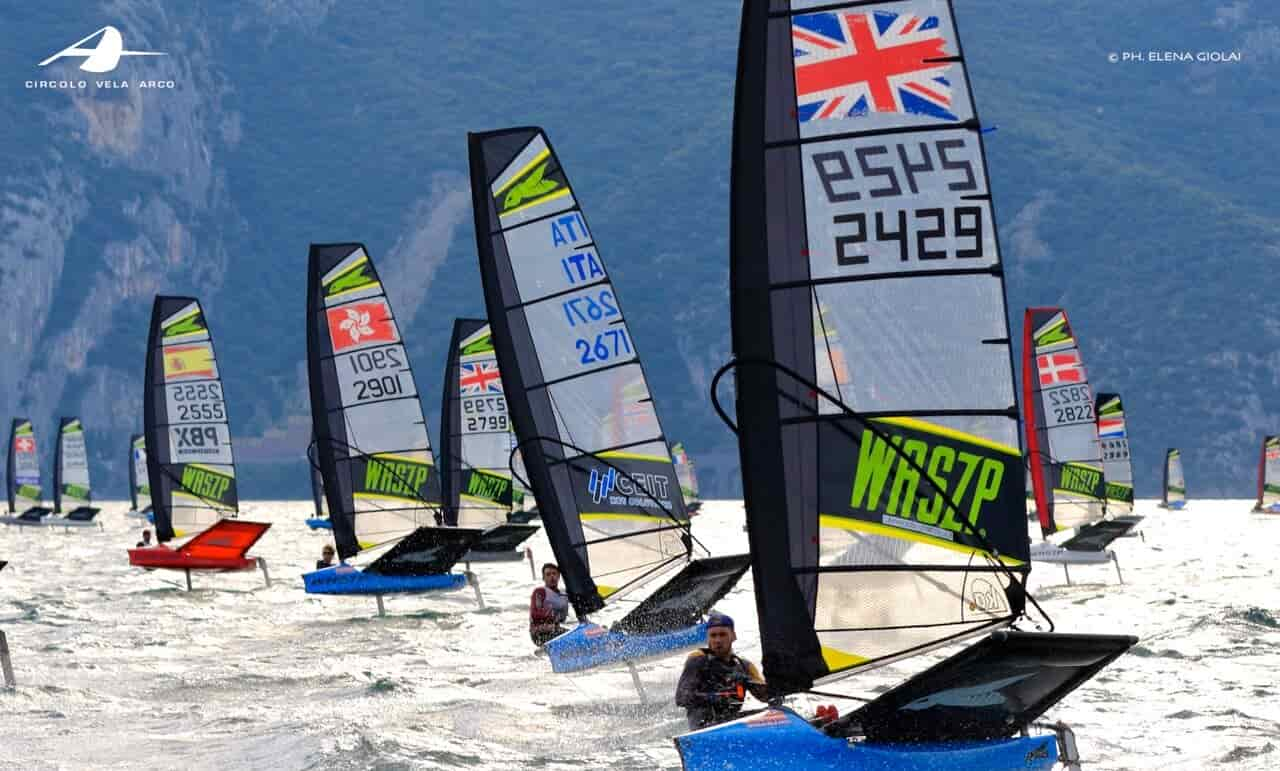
326, 299, 398, 353
1037, 351, 1084, 386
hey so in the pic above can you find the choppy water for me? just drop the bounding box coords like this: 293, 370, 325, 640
0, 500, 1277, 770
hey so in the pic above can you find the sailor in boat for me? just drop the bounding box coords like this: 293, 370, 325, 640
675, 613, 767, 730
135, 529, 153, 548
529, 563, 569, 646
316, 545, 335, 570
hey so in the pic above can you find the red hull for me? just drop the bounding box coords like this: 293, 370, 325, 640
128, 547, 256, 572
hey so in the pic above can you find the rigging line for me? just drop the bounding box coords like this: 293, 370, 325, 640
508, 434, 709, 557
709, 356, 1054, 633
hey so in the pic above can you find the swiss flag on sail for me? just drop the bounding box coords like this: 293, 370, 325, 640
326, 299, 398, 353
1037, 351, 1083, 386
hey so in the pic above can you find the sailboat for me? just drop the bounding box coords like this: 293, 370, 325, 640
1096, 392, 1143, 534
1, 419, 53, 526
305, 436, 332, 530
127, 296, 272, 590
675, 2, 1135, 767
1159, 448, 1186, 509
670, 442, 701, 515
49, 418, 101, 528
1253, 436, 1279, 513
438, 318, 539, 560
301, 243, 484, 613
1024, 308, 1129, 582
126, 433, 153, 519
469, 126, 751, 676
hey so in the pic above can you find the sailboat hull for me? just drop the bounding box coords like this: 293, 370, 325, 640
302, 565, 467, 595
1029, 541, 1115, 564
128, 547, 258, 572
305, 518, 333, 531
0, 508, 55, 527
545, 621, 709, 674
675, 708, 1059, 771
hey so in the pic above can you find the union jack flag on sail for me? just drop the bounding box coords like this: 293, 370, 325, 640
792, 9, 957, 123
459, 362, 502, 395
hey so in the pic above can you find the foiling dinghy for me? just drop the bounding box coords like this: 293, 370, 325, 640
470, 126, 750, 685
1023, 308, 1130, 583
127, 296, 272, 589
437, 318, 539, 561
1, 419, 53, 527
1252, 436, 1280, 513
1159, 447, 1186, 510
675, 2, 1136, 768
126, 433, 153, 520
301, 243, 484, 616
49, 417, 102, 529
305, 437, 332, 531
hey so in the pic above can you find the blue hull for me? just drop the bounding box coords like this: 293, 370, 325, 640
675, 708, 1059, 771
302, 565, 467, 595
305, 518, 333, 530
545, 621, 708, 673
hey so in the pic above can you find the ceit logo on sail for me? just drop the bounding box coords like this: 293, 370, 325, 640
27, 25, 175, 90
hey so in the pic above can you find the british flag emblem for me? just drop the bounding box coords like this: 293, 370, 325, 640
459, 361, 502, 395
1037, 352, 1084, 386
792, 10, 956, 123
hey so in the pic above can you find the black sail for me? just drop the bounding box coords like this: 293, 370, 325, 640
729, 0, 1029, 695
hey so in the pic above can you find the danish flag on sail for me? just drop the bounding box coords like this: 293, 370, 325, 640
1037, 351, 1083, 386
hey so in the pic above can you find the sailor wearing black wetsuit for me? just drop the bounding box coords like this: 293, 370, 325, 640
675, 613, 768, 730
316, 545, 336, 570
529, 563, 570, 646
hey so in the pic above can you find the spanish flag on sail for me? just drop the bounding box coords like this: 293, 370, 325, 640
163, 343, 217, 381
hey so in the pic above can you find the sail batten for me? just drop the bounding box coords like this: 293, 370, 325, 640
729, 0, 1030, 696
144, 296, 240, 543
470, 127, 693, 618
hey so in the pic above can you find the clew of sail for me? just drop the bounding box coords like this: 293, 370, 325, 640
1256, 437, 1280, 512
1162, 448, 1186, 508
469, 127, 745, 629
1095, 393, 1134, 514
129, 434, 150, 512
440, 319, 520, 527
53, 418, 94, 514
723, 0, 1030, 695
306, 243, 449, 562
144, 297, 240, 542
1023, 308, 1107, 537
7, 419, 43, 513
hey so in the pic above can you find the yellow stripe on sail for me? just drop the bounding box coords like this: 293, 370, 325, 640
871, 417, 1020, 457
597, 584, 618, 599
819, 514, 1026, 567
580, 512, 684, 524
598, 450, 671, 463
494, 148, 551, 196
353, 492, 429, 505
500, 187, 570, 218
